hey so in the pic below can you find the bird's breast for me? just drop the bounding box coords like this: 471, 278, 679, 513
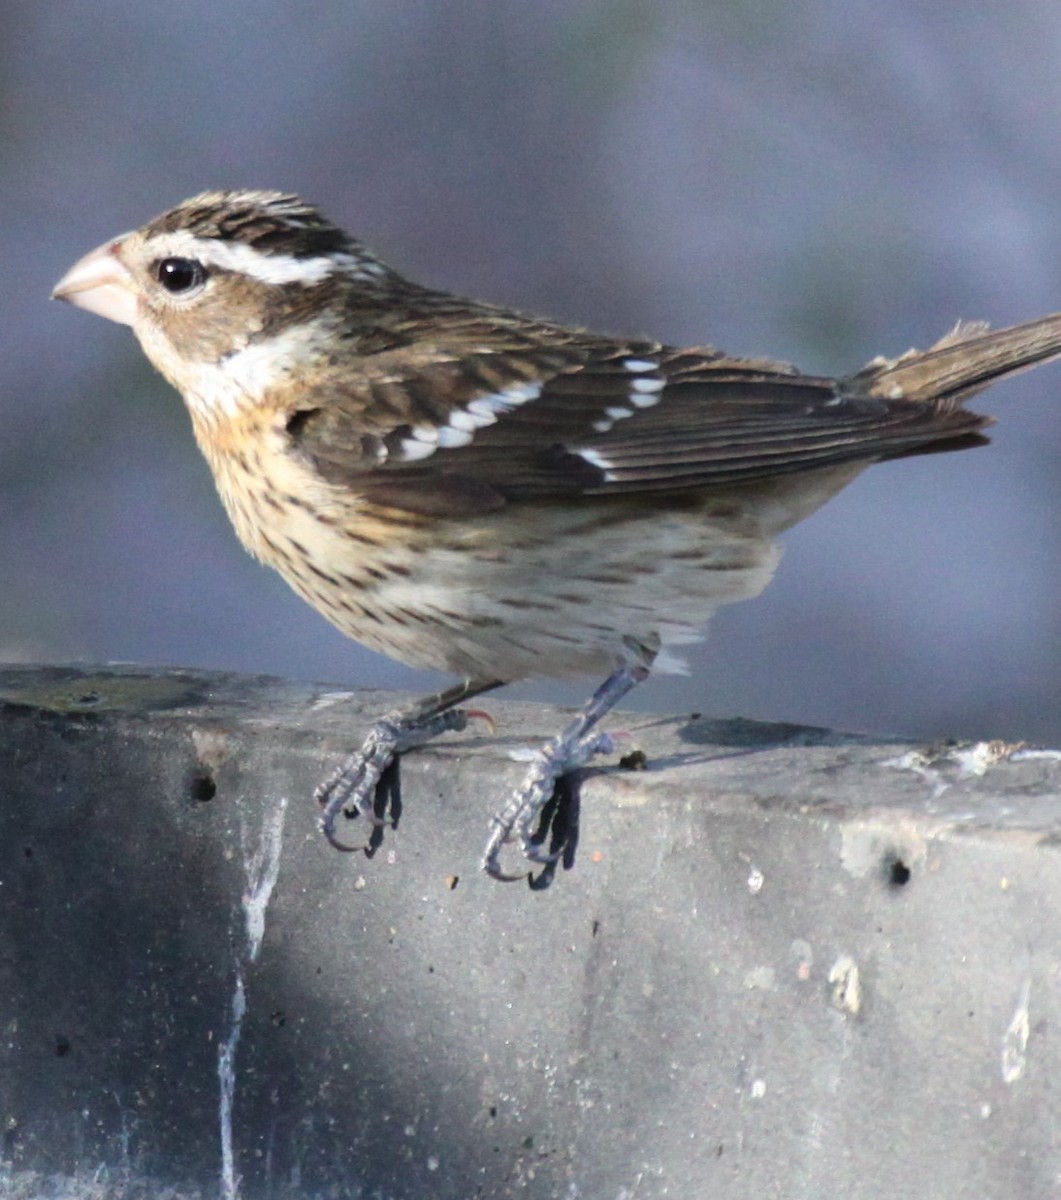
185, 406, 789, 681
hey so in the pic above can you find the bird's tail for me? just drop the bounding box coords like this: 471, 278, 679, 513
851, 312, 1061, 407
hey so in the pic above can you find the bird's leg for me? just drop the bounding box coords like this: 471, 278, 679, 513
482, 662, 651, 879
317, 678, 502, 850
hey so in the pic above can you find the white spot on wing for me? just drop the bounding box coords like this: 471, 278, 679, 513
466, 382, 542, 418
576, 447, 617, 480
464, 398, 501, 421
629, 385, 663, 408
382, 381, 549, 462
411, 381, 546, 450
436, 425, 475, 448
499, 382, 542, 405
630, 376, 664, 395
590, 402, 638, 433
619, 361, 665, 407
399, 438, 437, 461
447, 409, 481, 432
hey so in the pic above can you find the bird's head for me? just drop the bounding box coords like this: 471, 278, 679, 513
52, 189, 403, 414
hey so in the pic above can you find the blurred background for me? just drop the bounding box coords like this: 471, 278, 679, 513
5, 0, 1061, 743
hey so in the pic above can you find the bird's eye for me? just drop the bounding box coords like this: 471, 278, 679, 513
155, 257, 207, 294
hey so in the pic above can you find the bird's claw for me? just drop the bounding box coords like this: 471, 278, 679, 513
318, 665, 644, 879
315, 750, 389, 850
317, 703, 492, 849
481, 730, 618, 879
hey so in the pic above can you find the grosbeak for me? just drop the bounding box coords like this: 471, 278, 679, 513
52, 190, 1061, 876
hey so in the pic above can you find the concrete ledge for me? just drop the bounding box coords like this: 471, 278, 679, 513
1, 664, 1060, 1199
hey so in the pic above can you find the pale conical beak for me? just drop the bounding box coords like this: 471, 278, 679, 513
52, 235, 138, 326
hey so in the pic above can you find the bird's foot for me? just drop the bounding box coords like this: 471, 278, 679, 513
316, 681, 500, 851
481, 729, 620, 879
481, 662, 650, 880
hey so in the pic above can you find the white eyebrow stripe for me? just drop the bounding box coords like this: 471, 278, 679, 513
146, 227, 370, 286
196, 240, 348, 285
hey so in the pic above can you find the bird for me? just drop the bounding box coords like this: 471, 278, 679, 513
52, 189, 1061, 878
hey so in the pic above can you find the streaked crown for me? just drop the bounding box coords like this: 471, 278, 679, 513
143, 189, 355, 260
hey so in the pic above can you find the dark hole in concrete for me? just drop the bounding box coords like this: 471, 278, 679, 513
189, 771, 217, 802
889, 858, 912, 887
55, 1035, 71, 1057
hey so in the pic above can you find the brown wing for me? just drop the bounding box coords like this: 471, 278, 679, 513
284, 336, 991, 518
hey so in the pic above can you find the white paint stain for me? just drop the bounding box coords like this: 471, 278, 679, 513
828, 955, 862, 1017
310, 690, 357, 711
1001, 979, 1031, 1085
219, 796, 288, 1200
885, 740, 1031, 798
743, 966, 776, 992
1009, 748, 1061, 764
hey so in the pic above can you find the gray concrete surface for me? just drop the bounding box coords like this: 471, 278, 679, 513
1, 664, 1060, 1199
